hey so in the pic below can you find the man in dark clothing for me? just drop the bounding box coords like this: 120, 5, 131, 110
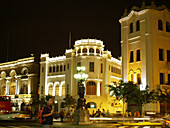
42, 97, 54, 128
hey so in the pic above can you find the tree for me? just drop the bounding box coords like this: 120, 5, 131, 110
63, 94, 77, 111
107, 81, 139, 121
133, 85, 156, 117
156, 88, 170, 116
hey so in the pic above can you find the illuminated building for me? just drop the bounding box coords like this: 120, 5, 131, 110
40, 39, 122, 113
120, 1, 170, 113
0, 56, 39, 112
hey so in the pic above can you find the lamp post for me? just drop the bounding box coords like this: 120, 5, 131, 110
73, 66, 90, 125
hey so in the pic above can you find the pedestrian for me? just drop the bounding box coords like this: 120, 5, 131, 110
102, 109, 106, 117
42, 96, 54, 128
91, 110, 95, 117
106, 110, 110, 117
60, 110, 64, 122
125, 110, 128, 117
70, 110, 73, 121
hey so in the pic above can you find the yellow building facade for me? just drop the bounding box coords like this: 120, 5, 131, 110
120, 1, 170, 113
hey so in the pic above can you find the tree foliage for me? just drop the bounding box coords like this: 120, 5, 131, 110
63, 94, 77, 109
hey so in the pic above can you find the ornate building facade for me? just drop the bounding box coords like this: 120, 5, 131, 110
0, 56, 39, 112
120, 1, 170, 113
40, 39, 122, 113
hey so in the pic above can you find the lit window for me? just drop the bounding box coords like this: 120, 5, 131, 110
137, 73, 141, 85
48, 85, 53, 96
86, 81, 96, 95
55, 85, 59, 96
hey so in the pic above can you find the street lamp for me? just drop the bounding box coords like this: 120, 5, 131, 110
73, 66, 90, 125
74, 66, 88, 109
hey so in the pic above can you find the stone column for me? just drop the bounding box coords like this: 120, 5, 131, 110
59, 82, 62, 96
97, 81, 100, 96
16, 76, 21, 95
6, 78, 11, 95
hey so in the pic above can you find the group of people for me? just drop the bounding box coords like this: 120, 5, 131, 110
90, 109, 110, 117
54, 109, 73, 122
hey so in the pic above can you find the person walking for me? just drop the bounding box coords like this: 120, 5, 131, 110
42, 96, 54, 128
60, 110, 64, 122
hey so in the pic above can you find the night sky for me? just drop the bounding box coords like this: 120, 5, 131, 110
0, 0, 170, 63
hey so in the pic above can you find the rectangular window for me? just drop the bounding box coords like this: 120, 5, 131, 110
101, 63, 103, 73
89, 62, 94, 72
159, 49, 164, 61
111, 66, 113, 72
130, 51, 134, 63
167, 50, 170, 62
67, 64, 69, 70
160, 73, 164, 84
56, 66, 59, 72
49, 67, 52, 73
64, 65, 66, 71
53, 66, 55, 72
60, 65, 63, 72
136, 49, 141, 61
168, 74, 170, 85
109, 65, 110, 71
77, 62, 81, 67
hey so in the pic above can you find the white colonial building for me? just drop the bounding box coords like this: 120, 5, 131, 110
120, 1, 170, 113
0, 56, 39, 112
40, 39, 122, 114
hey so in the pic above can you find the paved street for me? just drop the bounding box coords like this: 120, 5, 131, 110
0, 114, 163, 128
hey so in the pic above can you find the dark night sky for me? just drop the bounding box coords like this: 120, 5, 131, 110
0, 0, 170, 63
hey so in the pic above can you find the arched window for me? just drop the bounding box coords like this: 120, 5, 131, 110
3, 86, 6, 95
96, 48, 100, 54
89, 48, 94, 53
77, 49, 81, 53
83, 48, 87, 53
20, 83, 28, 94
62, 84, 65, 96
55, 84, 59, 96
166, 22, 170, 32
130, 22, 133, 33
137, 73, 141, 85
9, 84, 16, 95
86, 81, 96, 95
158, 20, 163, 31
48, 85, 53, 96
136, 20, 140, 31
87, 102, 97, 108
